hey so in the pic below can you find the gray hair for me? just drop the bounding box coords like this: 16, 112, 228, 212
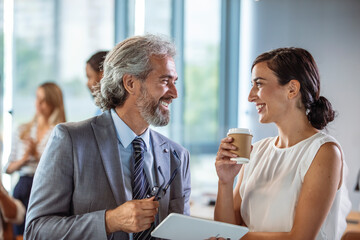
94, 34, 176, 110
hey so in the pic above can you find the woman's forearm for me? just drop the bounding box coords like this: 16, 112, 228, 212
241, 232, 296, 240
5, 157, 27, 174
214, 182, 237, 224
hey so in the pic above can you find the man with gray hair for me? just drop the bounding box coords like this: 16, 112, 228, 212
25, 34, 191, 240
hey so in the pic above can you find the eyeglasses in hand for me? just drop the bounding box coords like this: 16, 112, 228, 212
148, 150, 181, 201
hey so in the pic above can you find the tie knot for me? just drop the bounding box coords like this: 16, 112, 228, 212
132, 137, 146, 153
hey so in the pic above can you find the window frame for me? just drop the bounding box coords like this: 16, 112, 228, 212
114, 0, 240, 154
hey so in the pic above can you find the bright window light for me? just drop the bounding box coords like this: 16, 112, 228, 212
238, 0, 253, 128
134, 0, 145, 35
2, 0, 14, 191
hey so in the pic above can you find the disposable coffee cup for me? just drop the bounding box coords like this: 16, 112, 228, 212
227, 128, 252, 164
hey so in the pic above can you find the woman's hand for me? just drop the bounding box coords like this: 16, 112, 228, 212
24, 138, 39, 161
26, 138, 37, 155
5, 138, 39, 174
215, 137, 243, 184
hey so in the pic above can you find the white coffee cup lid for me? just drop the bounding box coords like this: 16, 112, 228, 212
227, 128, 251, 135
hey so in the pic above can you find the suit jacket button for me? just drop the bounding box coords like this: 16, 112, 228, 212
163, 148, 169, 153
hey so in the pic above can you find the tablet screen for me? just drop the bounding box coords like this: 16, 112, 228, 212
151, 213, 249, 240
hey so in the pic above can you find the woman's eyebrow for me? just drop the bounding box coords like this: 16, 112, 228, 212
252, 77, 265, 81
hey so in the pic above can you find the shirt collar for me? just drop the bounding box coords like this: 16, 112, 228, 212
110, 108, 150, 150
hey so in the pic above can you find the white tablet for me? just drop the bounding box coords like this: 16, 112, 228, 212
151, 213, 249, 240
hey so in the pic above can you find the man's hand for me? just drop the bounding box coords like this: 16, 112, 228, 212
105, 197, 159, 234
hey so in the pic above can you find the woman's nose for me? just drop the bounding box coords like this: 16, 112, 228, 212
248, 86, 257, 102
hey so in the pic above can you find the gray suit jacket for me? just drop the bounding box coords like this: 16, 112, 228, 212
24, 111, 191, 240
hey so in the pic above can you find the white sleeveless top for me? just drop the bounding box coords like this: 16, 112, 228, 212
240, 132, 351, 240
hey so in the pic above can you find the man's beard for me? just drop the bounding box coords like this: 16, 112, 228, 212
136, 84, 170, 126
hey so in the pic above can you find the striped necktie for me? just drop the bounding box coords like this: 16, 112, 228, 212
132, 137, 154, 240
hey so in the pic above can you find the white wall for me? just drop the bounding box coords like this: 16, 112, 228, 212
245, 0, 360, 210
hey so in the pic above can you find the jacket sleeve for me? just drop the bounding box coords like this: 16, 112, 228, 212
24, 124, 108, 240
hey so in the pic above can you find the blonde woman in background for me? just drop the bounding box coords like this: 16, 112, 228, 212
5, 82, 66, 237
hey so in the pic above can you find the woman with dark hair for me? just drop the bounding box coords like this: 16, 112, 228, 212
5, 82, 66, 237
86, 51, 108, 94
213, 48, 350, 240
86, 51, 108, 115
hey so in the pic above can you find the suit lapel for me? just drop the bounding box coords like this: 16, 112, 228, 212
150, 130, 171, 221
91, 115, 172, 218
91, 111, 127, 206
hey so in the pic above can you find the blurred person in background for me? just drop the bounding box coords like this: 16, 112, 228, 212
86, 51, 109, 115
2, 133, 25, 239
4, 82, 66, 237
0, 176, 25, 240
213, 48, 351, 240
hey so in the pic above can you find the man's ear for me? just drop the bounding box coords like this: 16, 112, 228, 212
288, 79, 300, 99
123, 74, 137, 95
